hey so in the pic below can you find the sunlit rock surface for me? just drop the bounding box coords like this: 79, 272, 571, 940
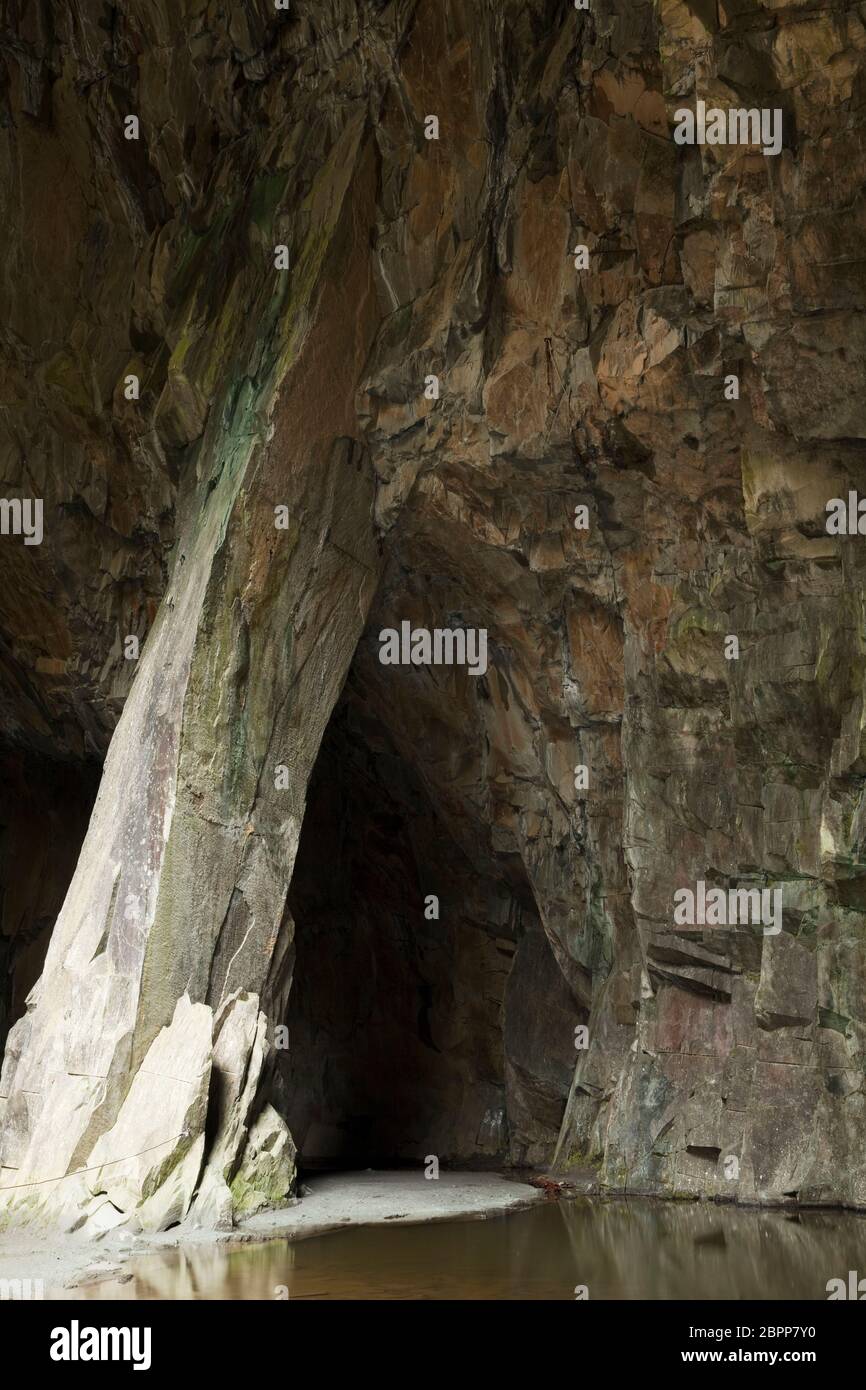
1, 0, 865, 1231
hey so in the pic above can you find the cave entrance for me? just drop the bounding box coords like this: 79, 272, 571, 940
278, 672, 577, 1175
0, 749, 100, 1055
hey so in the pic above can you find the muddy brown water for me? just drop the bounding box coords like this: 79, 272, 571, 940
70, 1198, 866, 1300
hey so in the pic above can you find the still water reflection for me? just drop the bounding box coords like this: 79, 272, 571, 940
73, 1199, 866, 1300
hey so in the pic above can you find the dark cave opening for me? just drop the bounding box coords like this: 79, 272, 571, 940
278, 672, 577, 1174
0, 749, 100, 1055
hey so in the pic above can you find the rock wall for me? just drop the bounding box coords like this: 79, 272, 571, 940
1, 0, 865, 1229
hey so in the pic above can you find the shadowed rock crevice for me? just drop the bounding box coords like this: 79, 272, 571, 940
0, 751, 100, 1056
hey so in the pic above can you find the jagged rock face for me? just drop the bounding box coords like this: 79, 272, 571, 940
2, 0, 866, 1230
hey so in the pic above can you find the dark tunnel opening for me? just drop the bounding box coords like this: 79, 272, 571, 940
277, 669, 577, 1175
